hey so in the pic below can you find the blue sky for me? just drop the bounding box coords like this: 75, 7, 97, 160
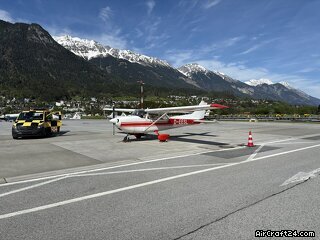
1, 0, 320, 98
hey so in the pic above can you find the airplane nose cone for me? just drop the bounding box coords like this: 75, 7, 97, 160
110, 118, 117, 124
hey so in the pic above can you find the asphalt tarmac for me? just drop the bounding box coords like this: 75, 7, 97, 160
0, 120, 319, 239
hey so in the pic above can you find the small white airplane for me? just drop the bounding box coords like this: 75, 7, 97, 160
105, 101, 228, 142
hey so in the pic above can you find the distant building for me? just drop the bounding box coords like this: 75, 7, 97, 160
55, 100, 65, 107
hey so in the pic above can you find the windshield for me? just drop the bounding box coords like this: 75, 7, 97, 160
17, 111, 44, 121
132, 109, 146, 117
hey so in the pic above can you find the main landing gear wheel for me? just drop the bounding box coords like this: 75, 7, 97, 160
123, 135, 130, 142
134, 134, 142, 139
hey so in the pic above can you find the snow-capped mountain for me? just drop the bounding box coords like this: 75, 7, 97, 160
178, 63, 208, 77
245, 79, 320, 105
178, 63, 255, 97
54, 35, 199, 89
279, 81, 293, 89
246, 79, 299, 91
245, 79, 274, 86
178, 65, 320, 105
54, 35, 320, 106
54, 35, 170, 67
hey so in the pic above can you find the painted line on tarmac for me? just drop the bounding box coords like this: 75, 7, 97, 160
0, 136, 308, 187
251, 143, 320, 161
244, 135, 303, 162
72, 163, 229, 177
0, 146, 246, 187
281, 168, 320, 186
0, 176, 68, 198
246, 145, 264, 162
1, 143, 320, 220
268, 141, 313, 145
0, 163, 236, 220
260, 137, 298, 145
0, 164, 229, 197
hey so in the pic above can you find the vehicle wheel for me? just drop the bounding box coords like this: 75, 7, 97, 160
42, 128, 49, 137
12, 135, 18, 139
46, 128, 52, 137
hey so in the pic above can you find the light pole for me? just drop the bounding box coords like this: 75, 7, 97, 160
137, 80, 145, 109
112, 101, 115, 135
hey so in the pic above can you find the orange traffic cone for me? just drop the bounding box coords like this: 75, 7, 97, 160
247, 131, 254, 147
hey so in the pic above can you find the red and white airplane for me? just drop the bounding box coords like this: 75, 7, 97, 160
105, 101, 228, 141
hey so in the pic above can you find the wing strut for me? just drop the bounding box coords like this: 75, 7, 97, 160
144, 112, 168, 133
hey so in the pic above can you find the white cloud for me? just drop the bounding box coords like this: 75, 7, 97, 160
99, 6, 112, 22
146, 0, 156, 15
203, 0, 221, 9
144, 18, 161, 38
222, 36, 244, 47
95, 32, 127, 49
50, 26, 127, 50
137, 17, 170, 49
0, 9, 14, 22
295, 67, 319, 73
135, 28, 144, 38
239, 44, 261, 55
165, 50, 194, 66
303, 85, 320, 99
179, 0, 200, 10
96, 6, 127, 49
239, 38, 279, 55
197, 59, 269, 80
47, 26, 74, 37
164, 36, 243, 66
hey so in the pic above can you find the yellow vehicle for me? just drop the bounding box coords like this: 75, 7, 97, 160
12, 109, 62, 139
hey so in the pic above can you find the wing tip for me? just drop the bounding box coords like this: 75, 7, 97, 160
210, 103, 229, 109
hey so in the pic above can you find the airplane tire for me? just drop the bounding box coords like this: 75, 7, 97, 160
134, 134, 142, 139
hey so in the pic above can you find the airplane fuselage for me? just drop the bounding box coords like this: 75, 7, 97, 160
112, 116, 200, 134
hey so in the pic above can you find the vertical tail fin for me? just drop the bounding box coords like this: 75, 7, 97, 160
175, 101, 207, 120
187, 100, 207, 119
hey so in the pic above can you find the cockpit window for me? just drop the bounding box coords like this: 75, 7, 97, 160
132, 110, 146, 118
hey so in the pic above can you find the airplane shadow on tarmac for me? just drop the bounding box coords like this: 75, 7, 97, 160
169, 136, 229, 146
121, 132, 230, 147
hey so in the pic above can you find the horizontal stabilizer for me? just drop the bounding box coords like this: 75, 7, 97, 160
193, 120, 219, 123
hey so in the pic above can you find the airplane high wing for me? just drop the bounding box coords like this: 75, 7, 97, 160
108, 101, 228, 142
144, 103, 228, 114
103, 108, 135, 113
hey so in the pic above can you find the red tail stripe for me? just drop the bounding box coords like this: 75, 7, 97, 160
120, 119, 200, 127
210, 103, 229, 109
